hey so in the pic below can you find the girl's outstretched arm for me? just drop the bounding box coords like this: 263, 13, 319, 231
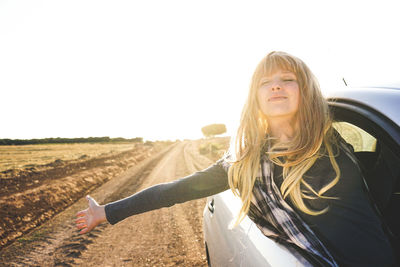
75, 160, 229, 231
75, 195, 107, 234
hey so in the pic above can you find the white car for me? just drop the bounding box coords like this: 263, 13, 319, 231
203, 85, 400, 266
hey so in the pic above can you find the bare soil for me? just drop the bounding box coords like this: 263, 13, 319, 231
0, 138, 228, 266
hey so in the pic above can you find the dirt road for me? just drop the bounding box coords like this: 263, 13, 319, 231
0, 139, 224, 266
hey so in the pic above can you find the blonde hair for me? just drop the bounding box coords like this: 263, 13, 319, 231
227, 51, 340, 226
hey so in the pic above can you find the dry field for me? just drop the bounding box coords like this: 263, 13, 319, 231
0, 143, 142, 172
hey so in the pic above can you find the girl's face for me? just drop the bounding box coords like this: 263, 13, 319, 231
257, 68, 300, 122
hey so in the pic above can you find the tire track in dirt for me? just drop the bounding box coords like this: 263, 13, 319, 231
171, 140, 215, 260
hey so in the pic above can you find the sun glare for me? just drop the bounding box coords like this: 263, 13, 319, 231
0, 1, 398, 141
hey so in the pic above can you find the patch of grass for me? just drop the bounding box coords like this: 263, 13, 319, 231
16, 228, 49, 244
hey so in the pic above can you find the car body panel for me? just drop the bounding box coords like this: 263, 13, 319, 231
325, 86, 400, 127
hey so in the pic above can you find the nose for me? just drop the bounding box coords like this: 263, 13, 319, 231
270, 80, 281, 91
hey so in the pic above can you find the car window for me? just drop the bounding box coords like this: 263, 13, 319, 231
332, 121, 377, 152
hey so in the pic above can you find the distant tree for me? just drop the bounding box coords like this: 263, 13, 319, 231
201, 123, 226, 138
0, 136, 145, 145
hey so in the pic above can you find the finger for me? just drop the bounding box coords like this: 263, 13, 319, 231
86, 195, 96, 203
79, 227, 89, 235
76, 209, 87, 218
76, 222, 87, 230
79, 224, 93, 235
87, 195, 99, 206
75, 217, 86, 224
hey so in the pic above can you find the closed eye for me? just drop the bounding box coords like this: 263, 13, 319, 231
282, 76, 296, 81
260, 80, 271, 85
282, 77, 297, 83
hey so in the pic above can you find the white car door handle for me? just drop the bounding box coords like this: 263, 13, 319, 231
208, 198, 215, 213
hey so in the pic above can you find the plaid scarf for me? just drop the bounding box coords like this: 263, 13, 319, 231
220, 151, 340, 267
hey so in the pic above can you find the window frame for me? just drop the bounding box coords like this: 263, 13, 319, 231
328, 99, 400, 156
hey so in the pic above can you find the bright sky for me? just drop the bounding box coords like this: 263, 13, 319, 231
1, 0, 399, 141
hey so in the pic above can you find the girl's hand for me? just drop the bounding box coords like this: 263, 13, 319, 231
75, 195, 107, 234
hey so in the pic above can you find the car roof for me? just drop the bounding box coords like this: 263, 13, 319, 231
324, 85, 400, 127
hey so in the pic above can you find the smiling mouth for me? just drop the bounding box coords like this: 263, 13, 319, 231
268, 96, 287, 101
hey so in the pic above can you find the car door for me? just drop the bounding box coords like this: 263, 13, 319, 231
203, 191, 315, 266
203, 191, 252, 266
329, 97, 400, 261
